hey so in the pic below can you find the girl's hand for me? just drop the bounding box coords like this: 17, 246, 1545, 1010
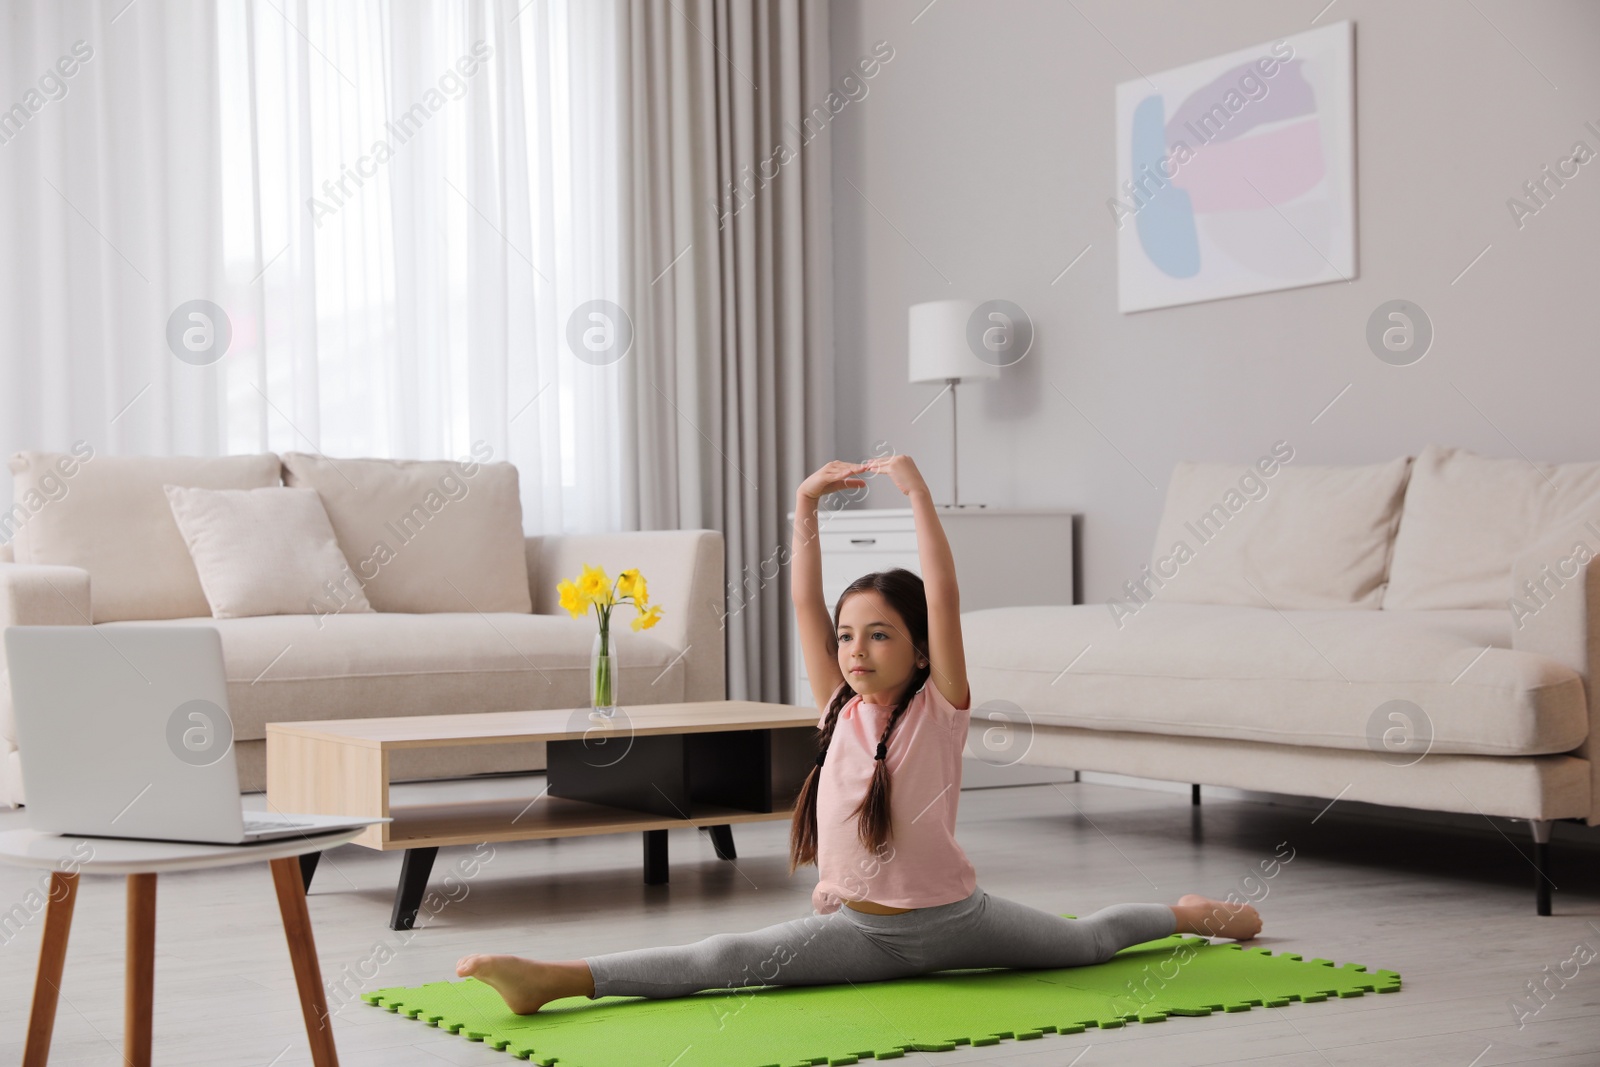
863, 453, 930, 499
798, 460, 869, 501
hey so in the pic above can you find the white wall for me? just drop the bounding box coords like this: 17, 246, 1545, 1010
828, 0, 1600, 606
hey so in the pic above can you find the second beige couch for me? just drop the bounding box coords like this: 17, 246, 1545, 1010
961, 444, 1600, 915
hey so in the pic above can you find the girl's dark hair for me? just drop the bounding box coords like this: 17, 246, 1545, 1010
789, 568, 930, 872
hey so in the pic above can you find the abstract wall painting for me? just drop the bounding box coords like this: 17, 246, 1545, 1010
1114, 21, 1356, 313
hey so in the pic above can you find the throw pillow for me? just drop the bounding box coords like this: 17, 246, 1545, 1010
1143, 450, 1412, 611
7, 451, 282, 622
164, 485, 374, 620
279, 451, 532, 613
1383, 444, 1600, 609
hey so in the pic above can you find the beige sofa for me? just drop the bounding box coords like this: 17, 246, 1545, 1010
0, 450, 725, 805
962, 444, 1600, 915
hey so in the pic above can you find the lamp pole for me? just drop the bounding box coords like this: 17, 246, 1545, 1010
948, 376, 960, 507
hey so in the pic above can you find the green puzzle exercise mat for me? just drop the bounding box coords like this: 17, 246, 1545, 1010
364, 934, 1400, 1067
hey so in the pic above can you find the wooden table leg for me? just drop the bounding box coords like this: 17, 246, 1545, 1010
23, 871, 78, 1067
126, 873, 157, 1067
270, 857, 340, 1067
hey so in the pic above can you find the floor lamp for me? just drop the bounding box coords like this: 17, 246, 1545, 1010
908, 299, 999, 508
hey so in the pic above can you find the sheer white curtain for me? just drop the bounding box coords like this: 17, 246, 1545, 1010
0, 1, 228, 464
0, 0, 626, 534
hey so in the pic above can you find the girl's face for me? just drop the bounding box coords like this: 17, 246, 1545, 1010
835, 590, 927, 705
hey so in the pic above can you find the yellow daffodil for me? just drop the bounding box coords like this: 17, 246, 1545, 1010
557, 579, 586, 619
577, 563, 612, 605
561, 562, 662, 672
617, 568, 648, 606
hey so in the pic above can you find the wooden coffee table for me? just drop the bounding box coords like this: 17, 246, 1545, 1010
265, 701, 817, 929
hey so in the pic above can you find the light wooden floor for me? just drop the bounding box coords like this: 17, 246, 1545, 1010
2, 774, 1597, 1066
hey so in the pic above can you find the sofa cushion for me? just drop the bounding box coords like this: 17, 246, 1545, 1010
107, 612, 686, 741
165, 485, 374, 619
1146, 455, 1411, 610
281, 452, 532, 614
7, 451, 282, 622
962, 602, 1588, 757
1384, 445, 1600, 610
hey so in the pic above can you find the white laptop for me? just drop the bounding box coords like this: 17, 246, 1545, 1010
6, 625, 384, 845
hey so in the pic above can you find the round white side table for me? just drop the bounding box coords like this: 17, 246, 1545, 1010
0, 827, 367, 1067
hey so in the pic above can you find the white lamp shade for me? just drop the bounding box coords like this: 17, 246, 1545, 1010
908, 300, 1001, 385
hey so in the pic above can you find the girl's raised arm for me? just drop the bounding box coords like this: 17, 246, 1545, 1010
865, 454, 970, 710
792, 461, 869, 713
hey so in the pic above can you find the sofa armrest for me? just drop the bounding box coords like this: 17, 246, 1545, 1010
525, 531, 726, 702
0, 563, 93, 806
1510, 530, 1600, 826
1, 563, 93, 627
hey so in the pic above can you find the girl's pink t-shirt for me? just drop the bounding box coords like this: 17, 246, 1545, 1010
812, 680, 978, 914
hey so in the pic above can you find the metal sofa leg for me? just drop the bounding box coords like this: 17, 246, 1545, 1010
1531, 820, 1554, 916
1191, 784, 1200, 806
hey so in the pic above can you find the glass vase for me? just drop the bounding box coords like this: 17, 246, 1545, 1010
590, 629, 618, 721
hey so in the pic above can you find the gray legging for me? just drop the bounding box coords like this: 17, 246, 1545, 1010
583, 886, 1177, 1000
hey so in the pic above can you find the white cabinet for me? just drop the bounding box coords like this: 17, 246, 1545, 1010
788, 507, 1076, 707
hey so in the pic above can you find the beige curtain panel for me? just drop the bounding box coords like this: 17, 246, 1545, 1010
619, 0, 836, 703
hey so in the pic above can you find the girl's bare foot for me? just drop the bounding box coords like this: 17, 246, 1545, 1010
456, 954, 594, 1014
1172, 894, 1263, 941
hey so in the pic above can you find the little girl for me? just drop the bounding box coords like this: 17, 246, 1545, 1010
459, 454, 1261, 1013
